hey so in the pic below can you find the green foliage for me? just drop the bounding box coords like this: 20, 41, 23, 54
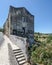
35, 36, 38, 40
31, 44, 38, 51
33, 32, 52, 65
34, 32, 52, 43
47, 35, 52, 43
31, 44, 52, 65
0, 28, 3, 32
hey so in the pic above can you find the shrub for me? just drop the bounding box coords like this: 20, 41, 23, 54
31, 44, 52, 65
47, 35, 52, 43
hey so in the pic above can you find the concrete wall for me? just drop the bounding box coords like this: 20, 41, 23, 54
9, 35, 28, 61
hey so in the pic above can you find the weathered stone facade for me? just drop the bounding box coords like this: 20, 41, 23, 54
3, 6, 34, 44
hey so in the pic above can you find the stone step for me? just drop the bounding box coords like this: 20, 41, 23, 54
13, 48, 27, 65
15, 54, 24, 57
13, 50, 22, 53
17, 57, 25, 61
16, 55, 24, 58
19, 60, 26, 65
16, 54, 24, 58
14, 52, 23, 56
15, 53, 23, 56
13, 49, 21, 51
23, 63, 30, 65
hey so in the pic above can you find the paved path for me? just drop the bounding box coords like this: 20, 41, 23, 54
0, 35, 10, 65
0, 34, 28, 65
0, 35, 19, 65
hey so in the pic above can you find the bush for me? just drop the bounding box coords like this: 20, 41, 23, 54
47, 35, 52, 43
31, 44, 52, 65
0, 28, 3, 32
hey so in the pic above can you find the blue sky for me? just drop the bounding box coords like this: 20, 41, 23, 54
0, 0, 52, 33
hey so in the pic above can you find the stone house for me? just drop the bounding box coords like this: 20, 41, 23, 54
3, 6, 34, 44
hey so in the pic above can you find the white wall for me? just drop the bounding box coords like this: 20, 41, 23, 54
9, 35, 28, 61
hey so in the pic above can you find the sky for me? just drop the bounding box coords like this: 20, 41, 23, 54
0, 0, 52, 33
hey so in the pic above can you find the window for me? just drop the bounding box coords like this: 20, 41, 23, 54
16, 11, 21, 15
16, 11, 18, 15
22, 17, 25, 22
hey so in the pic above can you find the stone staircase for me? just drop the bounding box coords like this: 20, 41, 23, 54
13, 48, 27, 65
9, 35, 30, 65
9, 40, 27, 65
10, 35, 27, 61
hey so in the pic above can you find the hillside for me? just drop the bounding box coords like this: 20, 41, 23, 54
34, 32, 52, 43
30, 32, 52, 65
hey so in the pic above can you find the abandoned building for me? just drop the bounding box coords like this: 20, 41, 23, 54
1, 6, 34, 65
3, 6, 34, 44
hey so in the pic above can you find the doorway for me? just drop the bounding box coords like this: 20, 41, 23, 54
22, 27, 25, 34
13, 29, 17, 35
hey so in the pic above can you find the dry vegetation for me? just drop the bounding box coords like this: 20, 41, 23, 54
29, 32, 52, 65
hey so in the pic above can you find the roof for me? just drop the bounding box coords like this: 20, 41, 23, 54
10, 5, 34, 17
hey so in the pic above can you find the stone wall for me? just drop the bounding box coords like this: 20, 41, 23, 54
3, 6, 34, 44
9, 6, 34, 36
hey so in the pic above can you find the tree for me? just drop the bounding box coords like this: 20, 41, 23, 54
0, 28, 3, 32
